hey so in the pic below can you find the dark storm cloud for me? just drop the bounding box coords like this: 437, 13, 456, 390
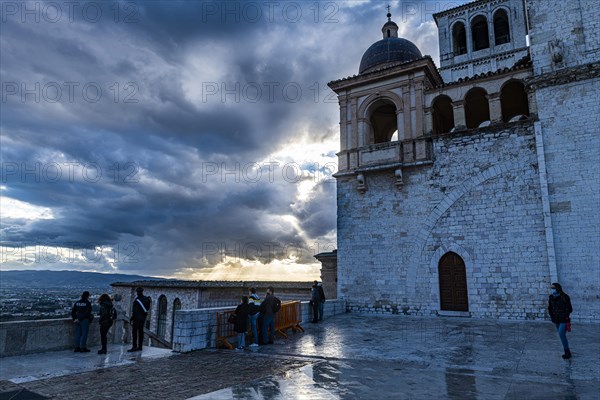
1, 0, 451, 275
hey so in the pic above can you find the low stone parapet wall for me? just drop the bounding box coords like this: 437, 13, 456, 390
0, 318, 104, 357
172, 299, 346, 353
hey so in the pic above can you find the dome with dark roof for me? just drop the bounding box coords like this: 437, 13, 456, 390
359, 37, 423, 74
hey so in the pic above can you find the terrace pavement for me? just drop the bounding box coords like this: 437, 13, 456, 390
1, 313, 598, 399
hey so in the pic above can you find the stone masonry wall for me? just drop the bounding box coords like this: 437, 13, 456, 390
534, 79, 600, 322
337, 123, 553, 319
0, 318, 103, 357
527, 0, 600, 75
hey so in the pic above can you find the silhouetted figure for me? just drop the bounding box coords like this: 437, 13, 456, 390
234, 296, 250, 350
71, 291, 92, 352
548, 282, 573, 359
97, 293, 115, 354
128, 287, 150, 352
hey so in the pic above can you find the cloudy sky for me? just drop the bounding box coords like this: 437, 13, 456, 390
0, 0, 466, 279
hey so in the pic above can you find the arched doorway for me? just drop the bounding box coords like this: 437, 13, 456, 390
171, 298, 181, 341
157, 295, 167, 338
438, 252, 469, 311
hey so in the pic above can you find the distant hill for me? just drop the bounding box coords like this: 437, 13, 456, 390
0, 270, 165, 289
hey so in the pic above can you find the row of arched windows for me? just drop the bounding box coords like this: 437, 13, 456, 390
452, 9, 510, 56
432, 80, 530, 134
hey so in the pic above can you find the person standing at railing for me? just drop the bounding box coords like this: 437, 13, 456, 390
310, 283, 320, 323
128, 287, 151, 352
234, 296, 250, 350
97, 293, 115, 355
247, 288, 261, 348
71, 291, 93, 353
260, 287, 281, 345
316, 281, 326, 321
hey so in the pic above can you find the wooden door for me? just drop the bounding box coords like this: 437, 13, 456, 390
438, 252, 469, 311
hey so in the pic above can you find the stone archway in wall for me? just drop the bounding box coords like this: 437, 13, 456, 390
438, 252, 469, 311
405, 161, 527, 301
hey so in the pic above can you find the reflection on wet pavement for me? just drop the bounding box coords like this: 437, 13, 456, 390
192, 314, 600, 399
0, 345, 173, 383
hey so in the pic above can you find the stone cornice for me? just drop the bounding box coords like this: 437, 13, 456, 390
526, 62, 600, 90
328, 56, 443, 92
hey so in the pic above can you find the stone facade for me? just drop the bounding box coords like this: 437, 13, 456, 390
326, 0, 599, 321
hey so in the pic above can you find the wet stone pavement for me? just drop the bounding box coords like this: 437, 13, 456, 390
1, 314, 598, 399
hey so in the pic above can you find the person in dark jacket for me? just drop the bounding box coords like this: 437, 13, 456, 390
548, 282, 573, 359
128, 287, 151, 352
315, 280, 326, 321
234, 296, 250, 350
71, 291, 92, 352
260, 287, 280, 344
310, 283, 320, 323
97, 293, 114, 354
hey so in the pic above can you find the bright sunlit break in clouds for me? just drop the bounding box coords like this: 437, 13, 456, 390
0, 0, 468, 279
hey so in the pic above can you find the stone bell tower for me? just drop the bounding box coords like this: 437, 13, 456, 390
328, 11, 442, 191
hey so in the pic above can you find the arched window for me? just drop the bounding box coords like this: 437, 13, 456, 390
171, 298, 181, 341
387, 29, 391, 38
471, 15, 490, 51
438, 252, 468, 312
452, 22, 467, 55
464, 88, 490, 129
432, 95, 455, 134
145, 298, 152, 330
369, 99, 398, 144
501, 81, 529, 122
157, 295, 167, 338
493, 9, 510, 45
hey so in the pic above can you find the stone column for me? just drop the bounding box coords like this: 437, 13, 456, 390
423, 107, 433, 135
351, 97, 359, 148
396, 110, 405, 140
339, 97, 348, 151
402, 84, 412, 139
488, 93, 502, 123
452, 100, 466, 130
314, 250, 337, 299
414, 80, 424, 137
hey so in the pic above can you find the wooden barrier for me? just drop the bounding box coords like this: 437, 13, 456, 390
216, 301, 304, 349
275, 301, 304, 338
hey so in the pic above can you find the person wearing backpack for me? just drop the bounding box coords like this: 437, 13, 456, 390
71, 291, 93, 353
260, 287, 280, 345
247, 288, 261, 347
97, 293, 115, 355
128, 287, 151, 352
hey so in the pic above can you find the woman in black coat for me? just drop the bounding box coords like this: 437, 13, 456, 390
234, 296, 250, 350
548, 282, 573, 359
97, 293, 114, 355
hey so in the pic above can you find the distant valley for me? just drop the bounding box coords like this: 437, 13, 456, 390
0, 270, 165, 290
